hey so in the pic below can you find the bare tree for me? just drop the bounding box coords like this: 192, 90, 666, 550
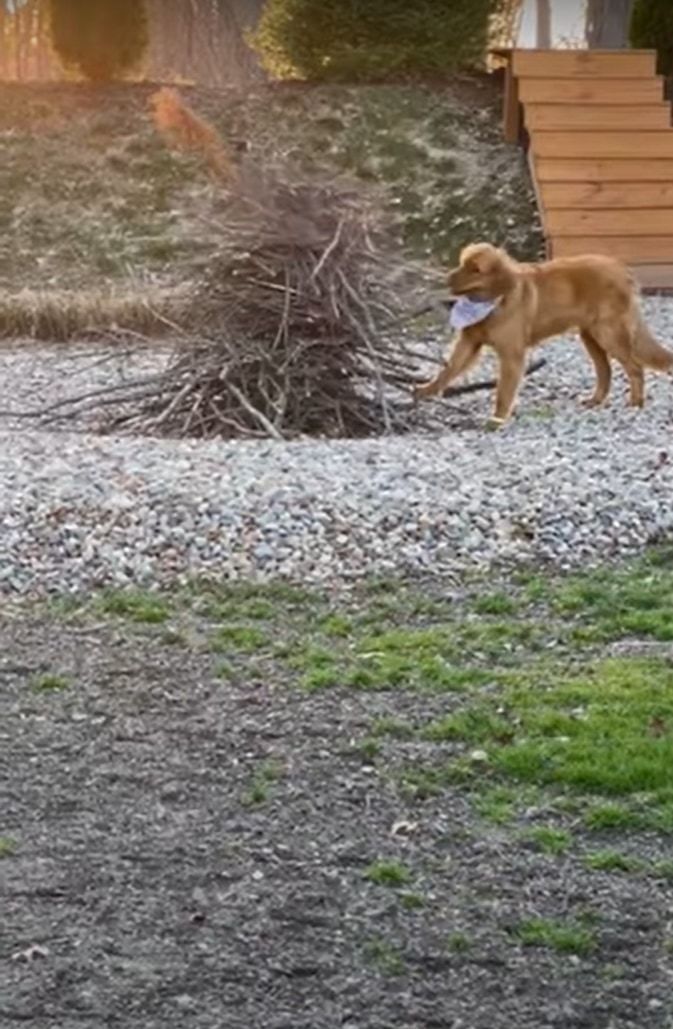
144, 0, 263, 87
586, 0, 634, 48
535, 0, 551, 48
0, 0, 57, 80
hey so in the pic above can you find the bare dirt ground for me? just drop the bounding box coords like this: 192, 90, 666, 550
2, 568, 673, 1029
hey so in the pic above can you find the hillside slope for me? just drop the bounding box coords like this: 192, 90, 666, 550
0, 77, 542, 296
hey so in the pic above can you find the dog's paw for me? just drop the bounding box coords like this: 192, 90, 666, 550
412, 382, 436, 401
485, 416, 507, 432
580, 395, 606, 409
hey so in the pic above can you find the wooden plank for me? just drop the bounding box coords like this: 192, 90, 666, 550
541, 182, 673, 209
503, 53, 521, 144
535, 158, 673, 182
532, 131, 673, 159
631, 264, 673, 290
546, 209, 673, 236
550, 236, 673, 262
512, 49, 656, 79
518, 77, 666, 104
525, 104, 670, 130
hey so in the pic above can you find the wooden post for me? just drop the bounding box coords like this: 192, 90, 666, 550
502, 51, 521, 144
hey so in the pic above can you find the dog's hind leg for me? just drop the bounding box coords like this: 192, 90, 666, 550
594, 323, 645, 408
413, 331, 482, 400
579, 330, 612, 408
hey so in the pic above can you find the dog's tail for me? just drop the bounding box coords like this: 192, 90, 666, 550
633, 315, 673, 371
150, 87, 234, 183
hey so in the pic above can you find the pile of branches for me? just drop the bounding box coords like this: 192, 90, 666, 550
131, 169, 428, 438
41, 165, 431, 439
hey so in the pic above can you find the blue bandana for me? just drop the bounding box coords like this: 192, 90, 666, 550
449, 297, 499, 330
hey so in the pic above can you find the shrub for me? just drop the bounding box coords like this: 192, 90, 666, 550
630, 0, 673, 76
251, 0, 503, 82
48, 0, 148, 82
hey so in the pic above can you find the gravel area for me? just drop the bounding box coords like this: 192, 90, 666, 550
0, 296, 672, 596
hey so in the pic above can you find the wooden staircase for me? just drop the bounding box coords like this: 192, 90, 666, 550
499, 48, 673, 290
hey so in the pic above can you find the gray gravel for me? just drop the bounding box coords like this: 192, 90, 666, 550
1, 296, 672, 596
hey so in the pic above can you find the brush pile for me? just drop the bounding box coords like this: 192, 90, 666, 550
121, 168, 428, 439
35, 89, 435, 440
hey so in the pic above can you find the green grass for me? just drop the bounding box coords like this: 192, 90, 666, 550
447, 932, 471, 954
473, 592, 517, 616
364, 860, 413, 887
363, 937, 405, 975
584, 850, 644, 874
651, 860, 673, 882
512, 917, 597, 956
400, 891, 425, 911
0, 836, 17, 857
241, 761, 281, 808
211, 625, 267, 654
100, 590, 170, 625
32, 673, 70, 692
524, 827, 573, 856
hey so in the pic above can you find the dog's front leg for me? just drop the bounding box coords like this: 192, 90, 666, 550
413, 331, 482, 400
489, 348, 527, 427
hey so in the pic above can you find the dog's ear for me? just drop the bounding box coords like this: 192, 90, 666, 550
485, 252, 517, 295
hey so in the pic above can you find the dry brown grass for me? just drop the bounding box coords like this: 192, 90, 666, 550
0, 285, 188, 342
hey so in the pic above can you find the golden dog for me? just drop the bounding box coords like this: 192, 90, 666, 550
414, 243, 673, 426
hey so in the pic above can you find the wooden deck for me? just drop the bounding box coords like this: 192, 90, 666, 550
500, 49, 673, 290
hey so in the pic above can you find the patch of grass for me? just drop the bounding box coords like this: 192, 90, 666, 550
319, 613, 353, 638
358, 737, 382, 761
524, 826, 573, 856
447, 932, 471, 954
651, 860, 673, 882
370, 716, 415, 739
584, 850, 644, 874
583, 802, 643, 832
512, 917, 596, 956
364, 859, 413, 887
211, 625, 267, 654
473, 787, 516, 825
215, 660, 237, 681
32, 673, 70, 692
241, 761, 281, 808
552, 565, 673, 642
100, 590, 170, 625
363, 937, 405, 975
0, 836, 17, 857
494, 658, 673, 804
472, 592, 517, 616
400, 891, 424, 911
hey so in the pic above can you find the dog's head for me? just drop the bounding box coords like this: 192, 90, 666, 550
448, 243, 517, 300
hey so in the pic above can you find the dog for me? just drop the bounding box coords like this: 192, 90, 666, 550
413, 243, 673, 427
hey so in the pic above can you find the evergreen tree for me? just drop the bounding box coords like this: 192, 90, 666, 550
251, 0, 504, 82
630, 0, 673, 75
48, 0, 148, 82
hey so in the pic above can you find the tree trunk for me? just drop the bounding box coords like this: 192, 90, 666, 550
586, 0, 634, 49
535, 0, 551, 49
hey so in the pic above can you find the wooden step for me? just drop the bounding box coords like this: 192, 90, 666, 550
532, 131, 673, 159
518, 77, 666, 105
541, 181, 673, 209
513, 49, 656, 79
631, 264, 673, 290
536, 158, 673, 182
525, 103, 670, 130
547, 209, 673, 236
551, 236, 673, 262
